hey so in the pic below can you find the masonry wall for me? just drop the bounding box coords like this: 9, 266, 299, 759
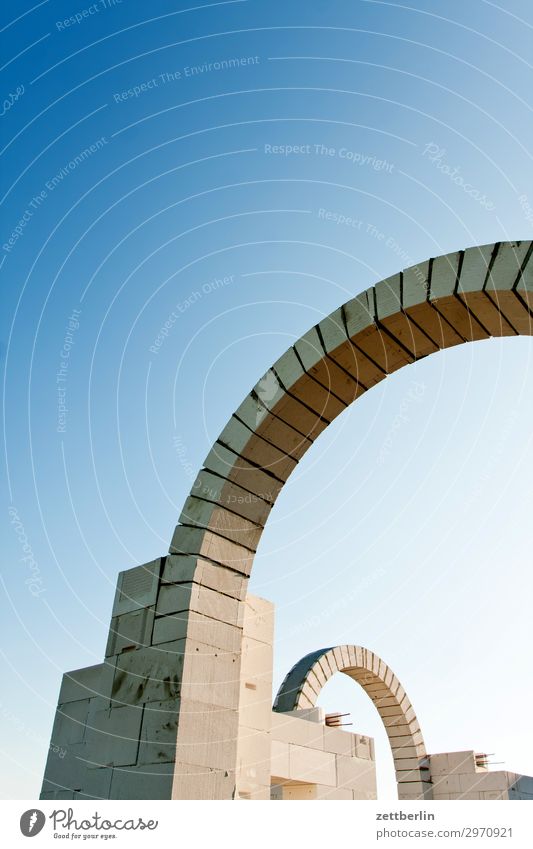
270, 710, 376, 800
430, 752, 533, 800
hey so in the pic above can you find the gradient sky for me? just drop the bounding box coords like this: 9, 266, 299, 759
1, 0, 532, 800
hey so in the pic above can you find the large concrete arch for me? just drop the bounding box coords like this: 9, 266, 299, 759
168, 240, 532, 799
274, 645, 431, 799
41, 240, 533, 800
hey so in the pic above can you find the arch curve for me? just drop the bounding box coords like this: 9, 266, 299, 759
274, 645, 431, 799
171, 240, 532, 577
169, 240, 532, 799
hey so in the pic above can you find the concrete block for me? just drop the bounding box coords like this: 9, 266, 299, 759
238, 684, 273, 732
270, 740, 290, 779
179, 496, 263, 550
306, 668, 324, 696
328, 333, 386, 390
258, 371, 330, 440
434, 294, 490, 342
397, 781, 433, 800
294, 327, 364, 405
270, 346, 306, 390
173, 700, 239, 770
402, 260, 431, 309
331, 646, 345, 671
446, 751, 477, 774
379, 704, 404, 717
485, 241, 531, 292
390, 732, 425, 751
204, 442, 285, 498
374, 274, 401, 321
353, 322, 413, 375
429, 753, 450, 776
283, 707, 325, 724
271, 712, 324, 749
322, 726, 354, 756
138, 699, 179, 765
110, 763, 174, 799
386, 721, 413, 738
460, 291, 515, 337
344, 290, 375, 337
275, 356, 347, 424
239, 652, 273, 731
456, 244, 516, 337
169, 525, 254, 576
188, 469, 273, 525
487, 291, 532, 335
156, 581, 241, 627
53, 698, 91, 745
482, 242, 532, 330
106, 607, 155, 657
40, 741, 89, 793
460, 771, 511, 794
112, 641, 184, 705
428, 251, 489, 341
112, 560, 162, 616
430, 251, 461, 299
289, 744, 336, 786
234, 394, 313, 460
431, 774, 463, 795
152, 610, 243, 653
74, 766, 113, 800
180, 640, 241, 709
241, 636, 273, 682
299, 680, 319, 705
236, 726, 271, 792
59, 664, 104, 704
162, 555, 247, 600
171, 762, 235, 800
514, 775, 533, 796
354, 735, 374, 761
241, 595, 275, 645
253, 367, 285, 412
392, 744, 425, 761
217, 416, 297, 479
296, 692, 315, 710
377, 275, 438, 358
318, 307, 349, 354
336, 755, 377, 796
85, 704, 143, 768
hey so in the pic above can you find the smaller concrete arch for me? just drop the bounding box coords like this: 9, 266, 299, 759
274, 645, 431, 799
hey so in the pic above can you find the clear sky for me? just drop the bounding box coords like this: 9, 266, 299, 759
1, 0, 532, 800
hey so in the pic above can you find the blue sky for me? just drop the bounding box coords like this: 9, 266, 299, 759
1, 0, 532, 799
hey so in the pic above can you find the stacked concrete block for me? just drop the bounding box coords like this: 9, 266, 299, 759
269, 709, 377, 800
234, 596, 275, 800
41, 664, 113, 799
430, 752, 533, 800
